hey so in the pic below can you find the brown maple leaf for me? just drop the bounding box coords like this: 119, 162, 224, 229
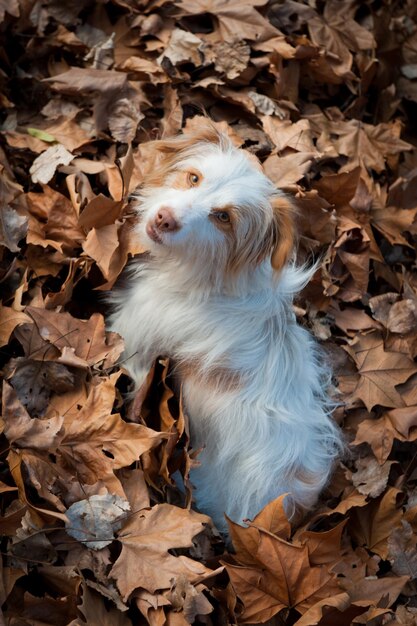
344, 332, 417, 410
110, 504, 212, 599
353, 415, 400, 464
349, 487, 403, 559
226, 529, 340, 624
58, 376, 166, 484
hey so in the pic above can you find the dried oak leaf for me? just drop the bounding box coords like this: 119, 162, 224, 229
66, 494, 130, 550
39, 116, 92, 152
225, 529, 339, 624
296, 191, 336, 246
95, 217, 146, 290
329, 303, 380, 336
369, 292, 400, 327
25, 307, 124, 369
110, 504, 212, 599
5, 357, 74, 416
2, 381, 64, 451
78, 195, 124, 230
344, 332, 417, 410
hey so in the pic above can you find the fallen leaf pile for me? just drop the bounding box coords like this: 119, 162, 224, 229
1, 0, 417, 624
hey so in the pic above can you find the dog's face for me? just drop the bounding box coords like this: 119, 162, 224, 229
134, 125, 295, 275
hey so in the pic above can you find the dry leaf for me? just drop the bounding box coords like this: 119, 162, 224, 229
226, 529, 339, 623
344, 332, 417, 410
0, 206, 27, 252
29, 144, 74, 184
66, 494, 130, 550
111, 504, 212, 598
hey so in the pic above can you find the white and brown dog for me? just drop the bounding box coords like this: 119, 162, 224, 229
108, 123, 343, 533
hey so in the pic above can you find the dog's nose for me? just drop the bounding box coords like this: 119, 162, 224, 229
154, 207, 179, 232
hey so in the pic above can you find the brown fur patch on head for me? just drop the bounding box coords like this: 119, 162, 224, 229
224, 196, 295, 276
171, 168, 203, 190
269, 196, 296, 272
141, 123, 228, 189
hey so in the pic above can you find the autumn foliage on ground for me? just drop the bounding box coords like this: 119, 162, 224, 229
1, 0, 417, 624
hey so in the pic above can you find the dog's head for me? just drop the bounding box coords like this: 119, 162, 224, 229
134, 123, 295, 279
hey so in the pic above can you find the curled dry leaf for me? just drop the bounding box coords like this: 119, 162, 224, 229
29, 144, 74, 184
5, 357, 74, 416
2, 382, 64, 450
66, 494, 130, 550
0, 305, 31, 347
351, 456, 393, 498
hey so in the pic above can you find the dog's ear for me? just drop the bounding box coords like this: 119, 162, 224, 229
270, 196, 296, 271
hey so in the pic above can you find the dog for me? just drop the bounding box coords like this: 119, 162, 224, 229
108, 122, 343, 534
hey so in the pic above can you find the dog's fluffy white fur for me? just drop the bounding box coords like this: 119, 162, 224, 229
108, 124, 343, 533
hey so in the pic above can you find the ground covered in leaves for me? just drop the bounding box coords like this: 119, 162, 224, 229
1, 0, 417, 624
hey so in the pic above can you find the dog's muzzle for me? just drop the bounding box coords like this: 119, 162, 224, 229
146, 207, 180, 242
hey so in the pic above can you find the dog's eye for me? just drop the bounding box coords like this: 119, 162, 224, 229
188, 172, 200, 186
215, 211, 230, 223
